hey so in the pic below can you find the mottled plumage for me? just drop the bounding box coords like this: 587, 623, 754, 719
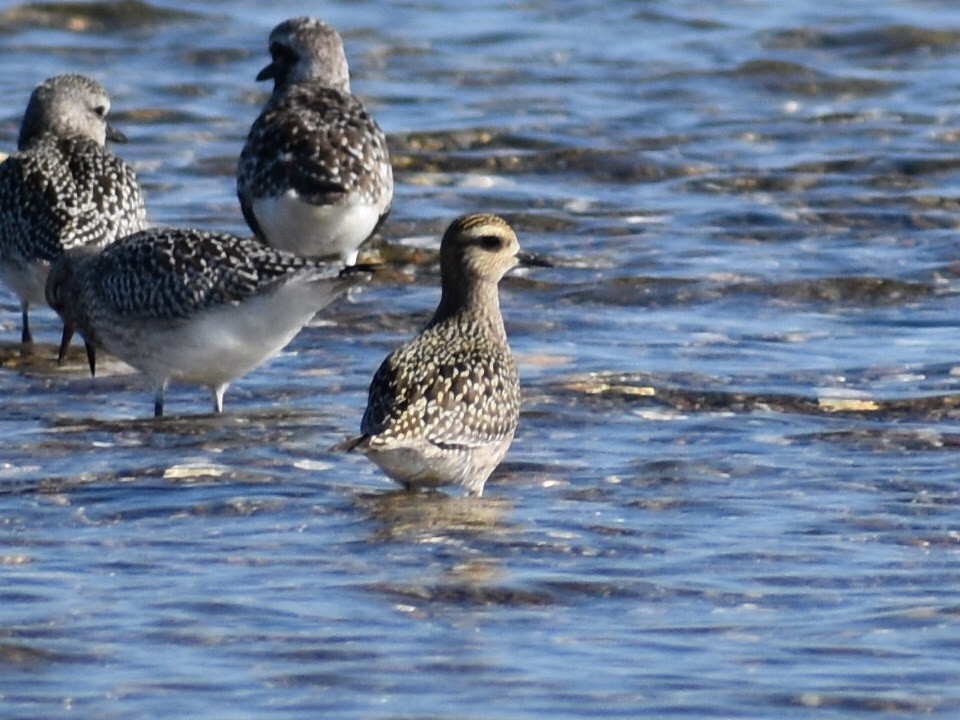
340, 214, 549, 497
0, 74, 146, 343
46, 227, 364, 417
238, 16, 393, 265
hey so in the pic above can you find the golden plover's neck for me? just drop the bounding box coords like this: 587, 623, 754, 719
431, 277, 507, 344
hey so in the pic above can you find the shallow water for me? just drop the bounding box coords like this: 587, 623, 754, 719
2, 0, 960, 717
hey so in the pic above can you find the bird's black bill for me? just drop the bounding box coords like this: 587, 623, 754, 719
106, 124, 128, 144
256, 62, 278, 82
516, 251, 552, 268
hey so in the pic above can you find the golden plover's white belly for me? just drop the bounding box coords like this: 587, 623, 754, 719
366, 434, 514, 497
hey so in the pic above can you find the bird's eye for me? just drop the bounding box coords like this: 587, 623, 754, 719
477, 235, 502, 251
93, 105, 107, 118
271, 42, 298, 64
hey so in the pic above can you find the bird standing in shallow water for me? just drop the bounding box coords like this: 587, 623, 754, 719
238, 16, 393, 265
339, 214, 549, 497
0, 74, 146, 344
46, 227, 365, 417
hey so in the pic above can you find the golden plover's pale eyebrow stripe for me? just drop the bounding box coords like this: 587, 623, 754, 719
339, 213, 550, 498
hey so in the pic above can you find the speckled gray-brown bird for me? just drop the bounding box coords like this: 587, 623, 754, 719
0, 74, 147, 344
237, 16, 393, 265
46, 227, 365, 417
339, 214, 549, 497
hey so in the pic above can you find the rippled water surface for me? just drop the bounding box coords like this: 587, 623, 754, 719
3, 0, 960, 717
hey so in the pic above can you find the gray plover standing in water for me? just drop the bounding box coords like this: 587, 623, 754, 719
0, 74, 146, 344
46, 227, 366, 417
237, 16, 393, 265
338, 214, 550, 497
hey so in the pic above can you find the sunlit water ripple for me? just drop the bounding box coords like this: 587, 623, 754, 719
2, 0, 960, 717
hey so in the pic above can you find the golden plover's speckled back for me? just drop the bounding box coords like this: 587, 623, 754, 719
238, 16, 393, 266
339, 213, 549, 497
0, 74, 147, 344
46, 227, 366, 417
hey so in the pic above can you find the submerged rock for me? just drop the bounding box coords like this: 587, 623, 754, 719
0, 0, 206, 33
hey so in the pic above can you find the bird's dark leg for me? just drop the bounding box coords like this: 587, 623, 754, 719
21, 305, 32, 345
57, 321, 73, 366
84, 341, 96, 377
154, 380, 168, 418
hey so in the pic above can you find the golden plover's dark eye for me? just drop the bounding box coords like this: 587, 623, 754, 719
477, 235, 502, 251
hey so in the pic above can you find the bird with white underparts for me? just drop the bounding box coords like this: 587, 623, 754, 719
46, 227, 367, 417
338, 213, 550, 497
0, 73, 147, 344
238, 16, 393, 266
